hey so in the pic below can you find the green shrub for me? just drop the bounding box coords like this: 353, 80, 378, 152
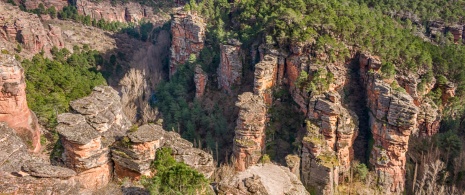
141, 148, 210, 194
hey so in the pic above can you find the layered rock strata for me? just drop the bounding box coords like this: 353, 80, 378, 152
359, 54, 419, 193
0, 54, 41, 152
302, 92, 358, 195
232, 92, 267, 171
112, 124, 215, 179
11, 0, 69, 11
57, 86, 131, 191
194, 65, 208, 98
217, 163, 309, 195
75, 0, 163, 23
217, 39, 242, 93
169, 12, 205, 76
0, 122, 80, 194
112, 124, 164, 180
0, 2, 64, 56
253, 54, 278, 104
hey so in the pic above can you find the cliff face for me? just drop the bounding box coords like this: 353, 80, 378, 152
194, 65, 208, 98
0, 2, 64, 57
75, 0, 165, 24
0, 54, 41, 153
0, 122, 80, 194
232, 92, 267, 171
169, 12, 205, 76
359, 54, 419, 193
13, 0, 69, 10
218, 39, 242, 93
254, 54, 278, 104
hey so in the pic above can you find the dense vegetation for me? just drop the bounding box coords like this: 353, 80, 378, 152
155, 54, 232, 161
23, 47, 107, 128
359, 0, 465, 24
141, 148, 211, 195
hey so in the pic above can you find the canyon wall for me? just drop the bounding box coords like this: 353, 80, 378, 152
0, 54, 41, 152
218, 39, 242, 93
75, 0, 166, 24
194, 65, 208, 98
359, 53, 420, 193
169, 12, 205, 77
0, 2, 64, 57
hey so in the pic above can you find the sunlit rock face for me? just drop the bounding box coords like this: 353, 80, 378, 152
169, 12, 205, 77
232, 92, 267, 171
0, 54, 41, 153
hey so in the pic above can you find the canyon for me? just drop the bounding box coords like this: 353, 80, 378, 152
0, 0, 462, 194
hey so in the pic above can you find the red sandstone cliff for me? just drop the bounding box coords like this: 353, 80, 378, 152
169, 12, 205, 77
0, 54, 41, 153
0, 2, 64, 57
218, 39, 242, 93
232, 92, 267, 171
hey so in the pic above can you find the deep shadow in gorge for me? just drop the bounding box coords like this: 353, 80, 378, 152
344, 57, 372, 164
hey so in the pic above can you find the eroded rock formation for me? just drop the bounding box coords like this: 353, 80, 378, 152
75, 0, 165, 24
0, 2, 64, 56
194, 65, 208, 98
0, 54, 41, 152
169, 12, 205, 76
232, 92, 267, 171
57, 86, 131, 191
0, 122, 80, 194
218, 39, 242, 92
359, 53, 419, 193
254, 54, 278, 104
58, 86, 214, 190
112, 124, 215, 179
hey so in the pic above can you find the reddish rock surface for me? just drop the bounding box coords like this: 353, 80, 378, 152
0, 122, 80, 194
360, 53, 419, 193
0, 2, 64, 56
0, 54, 41, 152
75, 0, 164, 23
218, 39, 242, 93
169, 12, 205, 76
232, 92, 267, 171
19, 0, 68, 11
194, 65, 208, 98
254, 54, 278, 104
302, 92, 358, 194
57, 86, 131, 191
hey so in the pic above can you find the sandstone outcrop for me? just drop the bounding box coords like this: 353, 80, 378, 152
0, 54, 41, 152
0, 2, 64, 57
232, 92, 267, 171
112, 124, 164, 180
15, 0, 69, 11
169, 12, 205, 76
217, 163, 309, 195
302, 92, 358, 195
58, 85, 214, 187
163, 130, 215, 178
75, 0, 165, 24
359, 53, 419, 193
0, 122, 80, 194
194, 65, 208, 98
218, 39, 242, 93
254, 54, 278, 104
57, 86, 131, 191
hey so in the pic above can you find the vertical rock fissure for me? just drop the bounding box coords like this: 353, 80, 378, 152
345, 58, 372, 164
